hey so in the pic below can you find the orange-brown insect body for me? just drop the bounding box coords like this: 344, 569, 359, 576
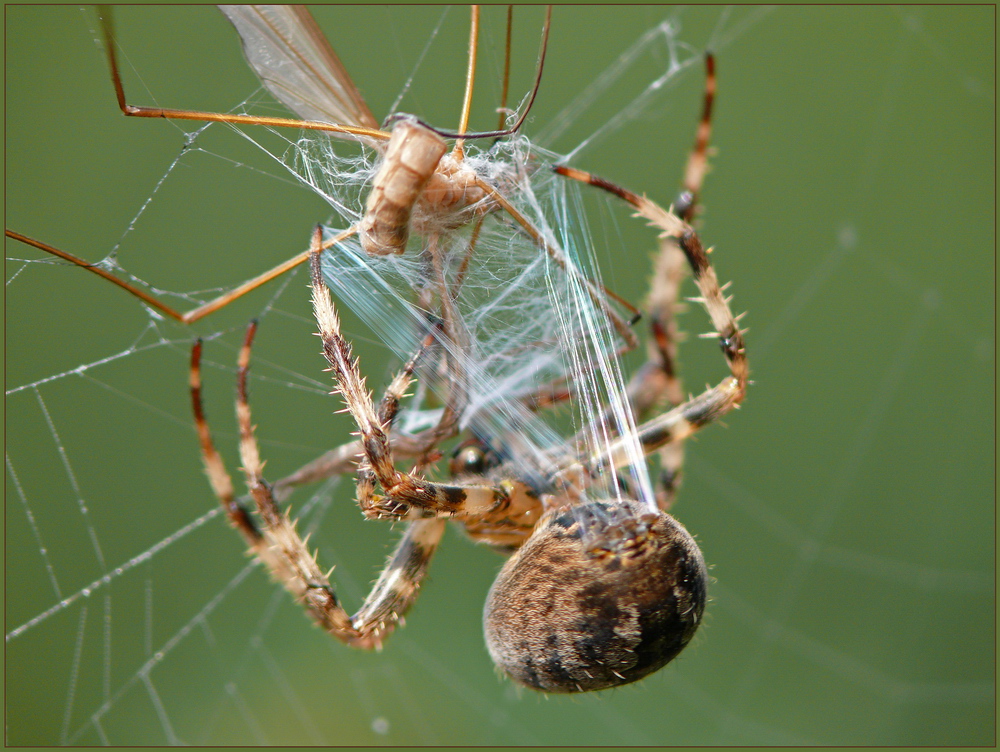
359, 118, 491, 256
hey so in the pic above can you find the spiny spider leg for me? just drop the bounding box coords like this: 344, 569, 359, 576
629, 228, 688, 510
308, 228, 533, 522
632, 52, 716, 509
555, 53, 718, 510
629, 54, 716, 414
555, 59, 744, 481
269, 317, 465, 504
191, 320, 447, 648
353, 328, 445, 512
558, 184, 748, 478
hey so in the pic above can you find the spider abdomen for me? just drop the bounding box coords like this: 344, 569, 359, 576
483, 500, 706, 693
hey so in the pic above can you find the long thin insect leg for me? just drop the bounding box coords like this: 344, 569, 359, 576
97, 7, 384, 141
6, 227, 357, 324
420, 6, 553, 143
451, 5, 480, 161
494, 6, 515, 135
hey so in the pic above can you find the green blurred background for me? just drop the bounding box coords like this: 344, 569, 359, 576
6, 6, 994, 746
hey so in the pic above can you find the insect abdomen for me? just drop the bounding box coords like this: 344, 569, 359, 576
359, 118, 448, 256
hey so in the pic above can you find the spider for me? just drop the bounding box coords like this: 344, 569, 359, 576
10, 6, 744, 692
189, 41, 747, 692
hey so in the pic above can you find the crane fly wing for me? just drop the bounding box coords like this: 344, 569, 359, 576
220, 5, 380, 132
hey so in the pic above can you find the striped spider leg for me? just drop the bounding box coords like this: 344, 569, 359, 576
186, 231, 543, 650
307, 230, 537, 525
558, 53, 718, 512
574, 194, 749, 475
191, 319, 448, 649
634, 53, 717, 513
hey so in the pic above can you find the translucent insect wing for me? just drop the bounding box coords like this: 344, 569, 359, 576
219, 5, 379, 130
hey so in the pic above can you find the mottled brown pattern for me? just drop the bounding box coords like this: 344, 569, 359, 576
483, 500, 706, 692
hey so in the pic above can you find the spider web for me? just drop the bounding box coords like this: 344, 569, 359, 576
6, 6, 994, 746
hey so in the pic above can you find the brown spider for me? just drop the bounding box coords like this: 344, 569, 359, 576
9, 6, 745, 693
189, 46, 747, 692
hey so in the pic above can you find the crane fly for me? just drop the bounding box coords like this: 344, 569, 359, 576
7, 5, 636, 345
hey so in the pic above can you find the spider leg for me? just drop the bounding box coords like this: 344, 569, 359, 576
272, 431, 461, 503
190, 337, 262, 545
353, 328, 449, 513
556, 53, 719, 511
676, 52, 716, 223
308, 228, 518, 521
632, 52, 716, 509
352, 517, 447, 642
405, 232, 472, 468
272, 440, 366, 502
631, 235, 688, 510
191, 321, 446, 649
270, 323, 458, 504
581, 199, 747, 477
